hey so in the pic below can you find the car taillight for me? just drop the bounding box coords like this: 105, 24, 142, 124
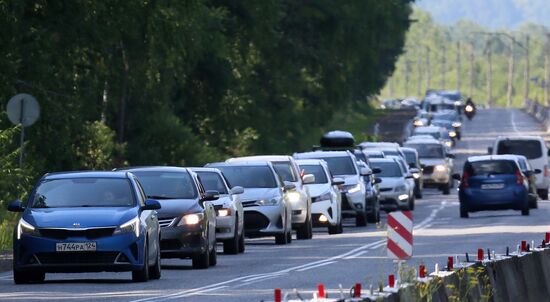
462, 171, 469, 188
516, 169, 524, 185
545, 165, 548, 177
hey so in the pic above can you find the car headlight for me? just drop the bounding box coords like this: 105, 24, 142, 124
398, 194, 409, 201
286, 191, 302, 203
17, 218, 39, 240
434, 165, 447, 172
412, 173, 421, 179
346, 183, 362, 194
449, 131, 457, 138
178, 213, 204, 226
314, 192, 332, 202
395, 184, 407, 192
257, 198, 280, 206
413, 120, 424, 126
217, 208, 231, 217
114, 217, 140, 237
445, 141, 453, 147
452, 122, 462, 128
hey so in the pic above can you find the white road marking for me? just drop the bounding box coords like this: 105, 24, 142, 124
296, 261, 337, 272
511, 109, 519, 133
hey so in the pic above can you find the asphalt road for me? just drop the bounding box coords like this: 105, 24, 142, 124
1, 108, 549, 302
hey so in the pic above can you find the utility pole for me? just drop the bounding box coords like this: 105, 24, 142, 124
469, 41, 475, 98
486, 38, 493, 107
506, 41, 515, 107
426, 46, 431, 91
524, 35, 530, 104
441, 45, 446, 88
417, 46, 422, 97
456, 41, 461, 91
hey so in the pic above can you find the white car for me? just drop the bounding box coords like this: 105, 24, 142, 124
490, 136, 550, 200
386, 155, 417, 210
226, 155, 314, 239
369, 158, 415, 211
191, 168, 245, 254
296, 159, 344, 234
413, 126, 454, 149
294, 151, 370, 227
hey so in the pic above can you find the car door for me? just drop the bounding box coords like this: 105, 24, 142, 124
222, 172, 244, 233
195, 176, 216, 247
133, 177, 159, 264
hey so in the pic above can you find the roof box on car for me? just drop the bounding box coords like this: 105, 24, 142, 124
320, 130, 355, 148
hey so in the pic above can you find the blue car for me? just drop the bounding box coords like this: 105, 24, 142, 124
8, 171, 162, 284
455, 155, 530, 218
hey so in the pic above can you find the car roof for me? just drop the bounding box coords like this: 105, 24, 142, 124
189, 167, 221, 173
364, 150, 384, 155
359, 142, 400, 148
414, 126, 442, 133
118, 166, 190, 173
369, 158, 399, 164
404, 139, 443, 145
227, 155, 292, 163
495, 135, 545, 142
467, 155, 520, 162
207, 161, 271, 167
399, 147, 417, 153
296, 159, 326, 165
294, 151, 352, 158
44, 171, 131, 180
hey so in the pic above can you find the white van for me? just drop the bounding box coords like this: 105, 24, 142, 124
490, 136, 550, 199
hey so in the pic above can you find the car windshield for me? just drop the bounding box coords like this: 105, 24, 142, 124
403, 151, 417, 165
353, 151, 368, 163
132, 171, 197, 199
318, 156, 357, 175
196, 171, 228, 194
216, 166, 277, 188
31, 178, 134, 208
370, 162, 403, 177
382, 150, 399, 157
299, 164, 329, 184
404, 144, 444, 159
272, 162, 297, 182
496, 140, 542, 159
467, 160, 517, 176
414, 130, 440, 139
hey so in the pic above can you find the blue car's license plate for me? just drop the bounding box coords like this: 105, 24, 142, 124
481, 183, 505, 190
56, 242, 97, 252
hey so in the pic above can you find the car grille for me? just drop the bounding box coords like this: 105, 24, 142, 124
161, 239, 183, 250
341, 194, 352, 211
423, 166, 434, 174
213, 204, 223, 211
242, 200, 258, 208
158, 217, 176, 228
39, 228, 115, 240
244, 211, 270, 230
36, 252, 119, 265
379, 188, 392, 192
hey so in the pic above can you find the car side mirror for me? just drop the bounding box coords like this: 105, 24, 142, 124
374, 177, 382, 184
371, 168, 382, 174
283, 181, 296, 191
524, 171, 534, 177
142, 199, 162, 210
452, 173, 461, 180
332, 177, 345, 186
230, 186, 244, 195
8, 200, 24, 212
201, 190, 220, 202
488, 147, 493, 154
446, 153, 455, 159
547, 149, 550, 156
420, 164, 426, 168
409, 168, 420, 174
360, 167, 371, 176
302, 174, 315, 184
534, 169, 542, 174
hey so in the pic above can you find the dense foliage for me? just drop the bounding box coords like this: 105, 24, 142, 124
381, 9, 550, 107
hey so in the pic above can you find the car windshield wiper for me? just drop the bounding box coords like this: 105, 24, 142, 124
147, 195, 183, 200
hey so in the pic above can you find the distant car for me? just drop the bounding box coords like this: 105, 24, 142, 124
455, 155, 530, 218
297, 159, 344, 234
363, 150, 385, 159
386, 155, 416, 210
359, 142, 400, 150
207, 161, 294, 245
9, 171, 162, 283
294, 151, 370, 226
430, 119, 458, 141
400, 147, 424, 199
369, 158, 414, 211
124, 167, 218, 269
357, 160, 382, 222
431, 110, 462, 139
490, 136, 550, 200
406, 135, 438, 142
413, 126, 454, 148
404, 139, 455, 194
413, 110, 432, 127
227, 156, 313, 240
191, 168, 245, 254
512, 155, 541, 209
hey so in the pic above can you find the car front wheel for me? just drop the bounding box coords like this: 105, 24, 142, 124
132, 242, 150, 282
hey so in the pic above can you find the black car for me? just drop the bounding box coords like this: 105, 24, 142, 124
121, 167, 219, 269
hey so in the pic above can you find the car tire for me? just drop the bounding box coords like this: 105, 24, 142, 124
223, 220, 240, 255
275, 232, 288, 245
296, 215, 312, 240
409, 196, 415, 211
209, 244, 217, 267
13, 269, 44, 284
521, 205, 530, 216
149, 241, 161, 280
238, 229, 245, 253
415, 187, 423, 199
367, 201, 380, 223
132, 242, 150, 282
537, 189, 548, 200
192, 247, 210, 269
460, 204, 469, 218
287, 230, 292, 243
442, 183, 451, 195
355, 211, 367, 227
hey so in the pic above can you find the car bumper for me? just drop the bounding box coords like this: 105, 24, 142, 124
215, 215, 237, 240
460, 187, 528, 211
311, 199, 338, 227
14, 232, 144, 273
290, 202, 308, 226
160, 225, 207, 258
379, 191, 409, 210
243, 206, 285, 237
422, 172, 450, 186
340, 190, 366, 215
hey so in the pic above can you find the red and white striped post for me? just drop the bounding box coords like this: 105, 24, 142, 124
387, 211, 413, 259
